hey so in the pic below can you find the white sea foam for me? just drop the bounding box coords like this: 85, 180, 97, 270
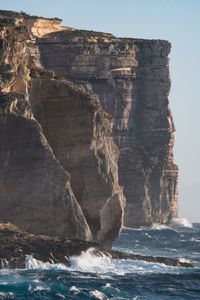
68, 248, 180, 275
69, 248, 113, 273
190, 237, 200, 242
123, 218, 193, 231
25, 255, 68, 270
69, 285, 80, 295
168, 218, 193, 229
123, 224, 170, 231
102, 283, 120, 292
0, 292, 14, 299
55, 294, 66, 299
3, 248, 184, 275
28, 285, 50, 292
149, 224, 169, 230
179, 258, 193, 264
89, 290, 108, 299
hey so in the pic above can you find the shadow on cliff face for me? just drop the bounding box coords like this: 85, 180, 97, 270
29, 77, 125, 247
0, 10, 179, 248
0, 11, 125, 247
0, 92, 92, 241
37, 30, 179, 228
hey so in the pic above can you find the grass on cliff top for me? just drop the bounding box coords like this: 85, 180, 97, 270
0, 10, 30, 19
0, 10, 61, 21
45, 29, 166, 44
0, 18, 16, 27
46, 29, 115, 39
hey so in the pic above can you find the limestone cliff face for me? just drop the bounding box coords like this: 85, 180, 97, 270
0, 92, 92, 240
0, 9, 178, 239
0, 11, 124, 245
29, 78, 124, 245
38, 31, 178, 227
0, 17, 92, 240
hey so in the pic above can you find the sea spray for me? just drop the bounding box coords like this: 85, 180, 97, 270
0, 225, 199, 299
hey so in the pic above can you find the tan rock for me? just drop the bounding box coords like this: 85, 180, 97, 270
0, 11, 125, 245
0, 92, 92, 240
37, 30, 179, 227
29, 78, 125, 245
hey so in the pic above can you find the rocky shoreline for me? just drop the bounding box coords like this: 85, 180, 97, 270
0, 10, 178, 247
0, 223, 193, 269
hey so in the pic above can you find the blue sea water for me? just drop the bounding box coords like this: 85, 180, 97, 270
0, 219, 200, 299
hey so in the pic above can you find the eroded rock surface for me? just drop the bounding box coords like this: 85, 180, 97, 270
29, 78, 124, 246
0, 9, 178, 245
0, 92, 92, 240
38, 30, 178, 227
0, 10, 124, 245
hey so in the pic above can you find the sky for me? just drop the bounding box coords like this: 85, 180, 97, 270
0, 0, 199, 222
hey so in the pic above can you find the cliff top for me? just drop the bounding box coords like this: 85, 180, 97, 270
0, 9, 170, 45
0, 9, 62, 21
42, 28, 170, 48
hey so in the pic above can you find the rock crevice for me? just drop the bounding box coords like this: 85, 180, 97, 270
0, 10, 125, 246
37, 31, 178, 227
0, 10, 178, 245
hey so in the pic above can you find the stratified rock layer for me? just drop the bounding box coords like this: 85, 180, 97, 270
0, 11, 124, 245
38, 31, 178, 227
0, 92, 92, 240
29, 78, 124, 246
0, 10, 178, 239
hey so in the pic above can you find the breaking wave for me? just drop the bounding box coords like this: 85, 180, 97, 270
24, 255, 68, 270
167, 218, 193, 229
123, 218, 193, 231
69, 248, 192, 275
21, 248, 185, 276
0, 224, 199, 299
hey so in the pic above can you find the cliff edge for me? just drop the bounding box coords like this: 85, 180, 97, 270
0, 10, 125, 247
0, 10, 178, 246
38, 28, 178, 227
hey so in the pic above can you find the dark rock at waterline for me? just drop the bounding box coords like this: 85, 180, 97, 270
106, 250, 193, 268
0, 223, 193, 269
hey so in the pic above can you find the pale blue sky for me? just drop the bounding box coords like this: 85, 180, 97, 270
1, 0, 199, 222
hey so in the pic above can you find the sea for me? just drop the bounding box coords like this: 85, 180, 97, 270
0, 218, 199, 300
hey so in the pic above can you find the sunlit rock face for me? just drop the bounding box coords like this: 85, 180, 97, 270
0, 9, 178, 240
38, 30, 178, 227
0, 10, 125, 246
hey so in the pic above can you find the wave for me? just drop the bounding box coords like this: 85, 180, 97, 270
179, 258, 193, 264
89, 290, 108, 300
190, 237, 200, 243
68, 248, 181, 275
123, 218, 193, 231
123, 224, 172, 231
24, 255, 68, 270
69, 285, 108, 300
167, 218, 193, 229
2, 248, 182, 275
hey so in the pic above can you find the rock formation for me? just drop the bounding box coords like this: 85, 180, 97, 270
37, 30, 178, 227
0, 9, 178, 245
0, 10, 124, 246
0, 91, 93, 239
0, 222, 192, 269
29, 78, 124, 245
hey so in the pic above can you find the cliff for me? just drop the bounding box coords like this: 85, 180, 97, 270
37, 29, 178, 227
0, 10, 124, 246
0, 9, 178, 246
